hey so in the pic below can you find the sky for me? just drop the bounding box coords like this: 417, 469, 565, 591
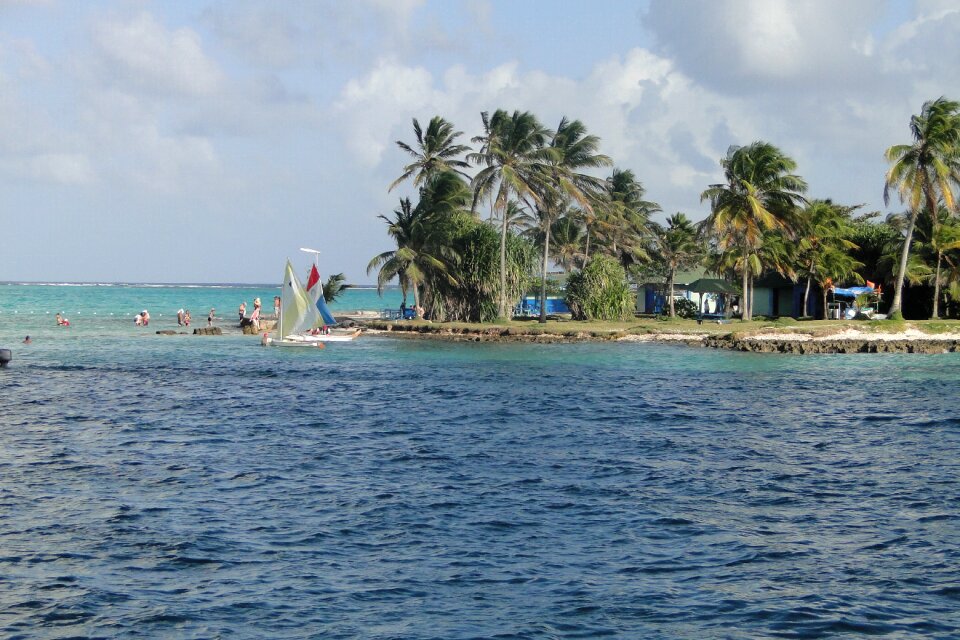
1, 0, 959, 284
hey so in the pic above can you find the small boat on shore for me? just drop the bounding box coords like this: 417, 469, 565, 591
263, 259, 360, 348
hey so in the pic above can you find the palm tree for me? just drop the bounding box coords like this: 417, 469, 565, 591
548, 214, 586, 272
701, 142, 808, 320
368, 198, 416, 307
533, 117, 611, 322
916, 205, 960, 318
468, 110, 553, 318
490, 200, 530, 236
649, 213, 704, 317
366, 195, 457, 319
591, 168, 658, 264
796, 200, 861, 317
389, 116, 472, 192
322, 273, 348, 303
884, 97, 960, 317
877, 211, 932, 295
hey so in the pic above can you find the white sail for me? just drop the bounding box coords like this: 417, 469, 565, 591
279, 260, 321, 338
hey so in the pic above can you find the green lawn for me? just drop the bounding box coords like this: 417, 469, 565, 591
366, 316, 960, 338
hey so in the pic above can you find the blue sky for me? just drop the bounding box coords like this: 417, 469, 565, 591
1, 0, 958, 283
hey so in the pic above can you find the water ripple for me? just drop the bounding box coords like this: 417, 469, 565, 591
3, 339, 960, 637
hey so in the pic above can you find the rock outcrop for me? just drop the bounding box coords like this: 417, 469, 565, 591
702, 337, 960, 354
193, 327, 223, 336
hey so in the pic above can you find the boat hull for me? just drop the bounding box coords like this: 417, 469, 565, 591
265, 329, 361, 346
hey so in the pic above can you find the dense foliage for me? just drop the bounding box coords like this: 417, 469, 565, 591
369, 97, 960, 322
564, 256, 633, 321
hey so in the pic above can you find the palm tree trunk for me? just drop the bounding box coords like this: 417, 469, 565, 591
499, 213, 509, 318
889, 208, 919, 316
584, 228, 591, 265
932, 251, 943, 319
412, 281, 421, 319
741, 266, 749, 321
668, 268, 676, 318
802, 275, 812, 318
822, 286, 829, 321
539, 226, 551, 324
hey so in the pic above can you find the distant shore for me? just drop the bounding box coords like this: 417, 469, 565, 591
357, 318, 960, 354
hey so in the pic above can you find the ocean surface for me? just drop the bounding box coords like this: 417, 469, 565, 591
2, 284, 959, 638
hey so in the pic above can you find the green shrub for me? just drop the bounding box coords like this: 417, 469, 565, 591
673, 297, 698, 319
565, 256, 633, 321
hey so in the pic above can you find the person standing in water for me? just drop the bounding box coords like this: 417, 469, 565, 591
207, 308, 215, 327
238, 302, 246, 323
251, 298, 262, 331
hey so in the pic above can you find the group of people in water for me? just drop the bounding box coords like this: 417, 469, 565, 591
238, 296, 280, 331
40, 296, 282, 334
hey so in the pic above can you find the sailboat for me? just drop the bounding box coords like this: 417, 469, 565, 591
262, 260, 361, 347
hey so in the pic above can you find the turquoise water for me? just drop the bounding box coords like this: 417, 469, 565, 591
3, 284, 960, 638
0, 282, 401, 337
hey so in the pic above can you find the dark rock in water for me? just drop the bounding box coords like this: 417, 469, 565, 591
156, 330, 179, 335
701, 337, 960, 354
242, 320, 276, 335
193, 327, 223, 336
0, 348, 11, 368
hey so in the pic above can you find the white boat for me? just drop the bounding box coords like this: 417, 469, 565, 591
263, 259, 361, 347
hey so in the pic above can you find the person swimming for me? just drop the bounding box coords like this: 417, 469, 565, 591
23, 336, 31, 344
55, 313, 70, 326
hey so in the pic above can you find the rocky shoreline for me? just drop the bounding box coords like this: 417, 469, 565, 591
701, 336, 960, 354
360, 320, 960, 353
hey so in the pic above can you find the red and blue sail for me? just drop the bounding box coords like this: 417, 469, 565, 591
305, 264, 338, 326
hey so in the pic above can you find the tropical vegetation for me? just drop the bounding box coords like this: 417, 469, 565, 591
368, 97, 960, 323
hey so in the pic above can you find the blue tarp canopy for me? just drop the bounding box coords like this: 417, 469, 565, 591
831, 286, 875, 298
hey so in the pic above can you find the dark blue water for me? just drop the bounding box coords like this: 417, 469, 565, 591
3, 337, 960, 638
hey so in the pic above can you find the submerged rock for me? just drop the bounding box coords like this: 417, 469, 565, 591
193, 327, 223, 336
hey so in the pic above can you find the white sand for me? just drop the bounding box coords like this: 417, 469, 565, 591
618, 333, 708, 342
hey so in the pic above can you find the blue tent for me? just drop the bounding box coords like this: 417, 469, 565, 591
831, 286, 875, 298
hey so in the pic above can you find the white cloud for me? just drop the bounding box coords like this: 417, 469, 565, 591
644, 0, 882, 91
27, 153, 94, 185
90, 11, 224, 97
333, 47, 753, 220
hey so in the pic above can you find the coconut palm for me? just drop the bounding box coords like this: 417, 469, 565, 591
532, 117, 612, 322
649, 213, 704, 317
322, 273, 348, 303
549, 214, 587, 271
468, 110, 553, 317
368, 198, 416, 307
701, 142, 808, 320
877, 211, 933, 296
490, 200, 530, 236
883, 97, 960, 317
389, 116, 472, 192
915, 205, 960, 317
591, 168, 658, 264
367, 194, 457, 319
796, 200, 861, 317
